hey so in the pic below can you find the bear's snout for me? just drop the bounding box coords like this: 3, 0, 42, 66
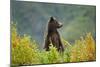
57, 22, 63, 28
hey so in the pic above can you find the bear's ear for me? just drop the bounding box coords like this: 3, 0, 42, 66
50, 16, 54, 22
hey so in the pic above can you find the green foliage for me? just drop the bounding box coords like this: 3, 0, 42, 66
29, 44, 62, 64
11, 23, 96, 66
11, 23, 40, 65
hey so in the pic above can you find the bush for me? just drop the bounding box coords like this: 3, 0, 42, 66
11, 23, 40, 65
11, 23, 96, 65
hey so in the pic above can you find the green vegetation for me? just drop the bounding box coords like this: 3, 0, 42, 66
11, 23, 96, 66
11, 1, 96, 66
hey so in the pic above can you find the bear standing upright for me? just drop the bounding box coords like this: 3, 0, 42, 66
44, 17, 64, 52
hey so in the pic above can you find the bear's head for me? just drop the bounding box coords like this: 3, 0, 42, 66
48, 17, 63, 30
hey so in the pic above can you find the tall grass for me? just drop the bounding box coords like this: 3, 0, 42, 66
11, 23, 96, 65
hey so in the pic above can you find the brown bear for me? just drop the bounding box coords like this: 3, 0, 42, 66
44, 17, 64, 52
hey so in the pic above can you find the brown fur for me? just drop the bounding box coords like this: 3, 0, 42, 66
44, 17, 64, 52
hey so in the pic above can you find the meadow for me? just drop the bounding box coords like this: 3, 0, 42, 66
11, 23, 96, 66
